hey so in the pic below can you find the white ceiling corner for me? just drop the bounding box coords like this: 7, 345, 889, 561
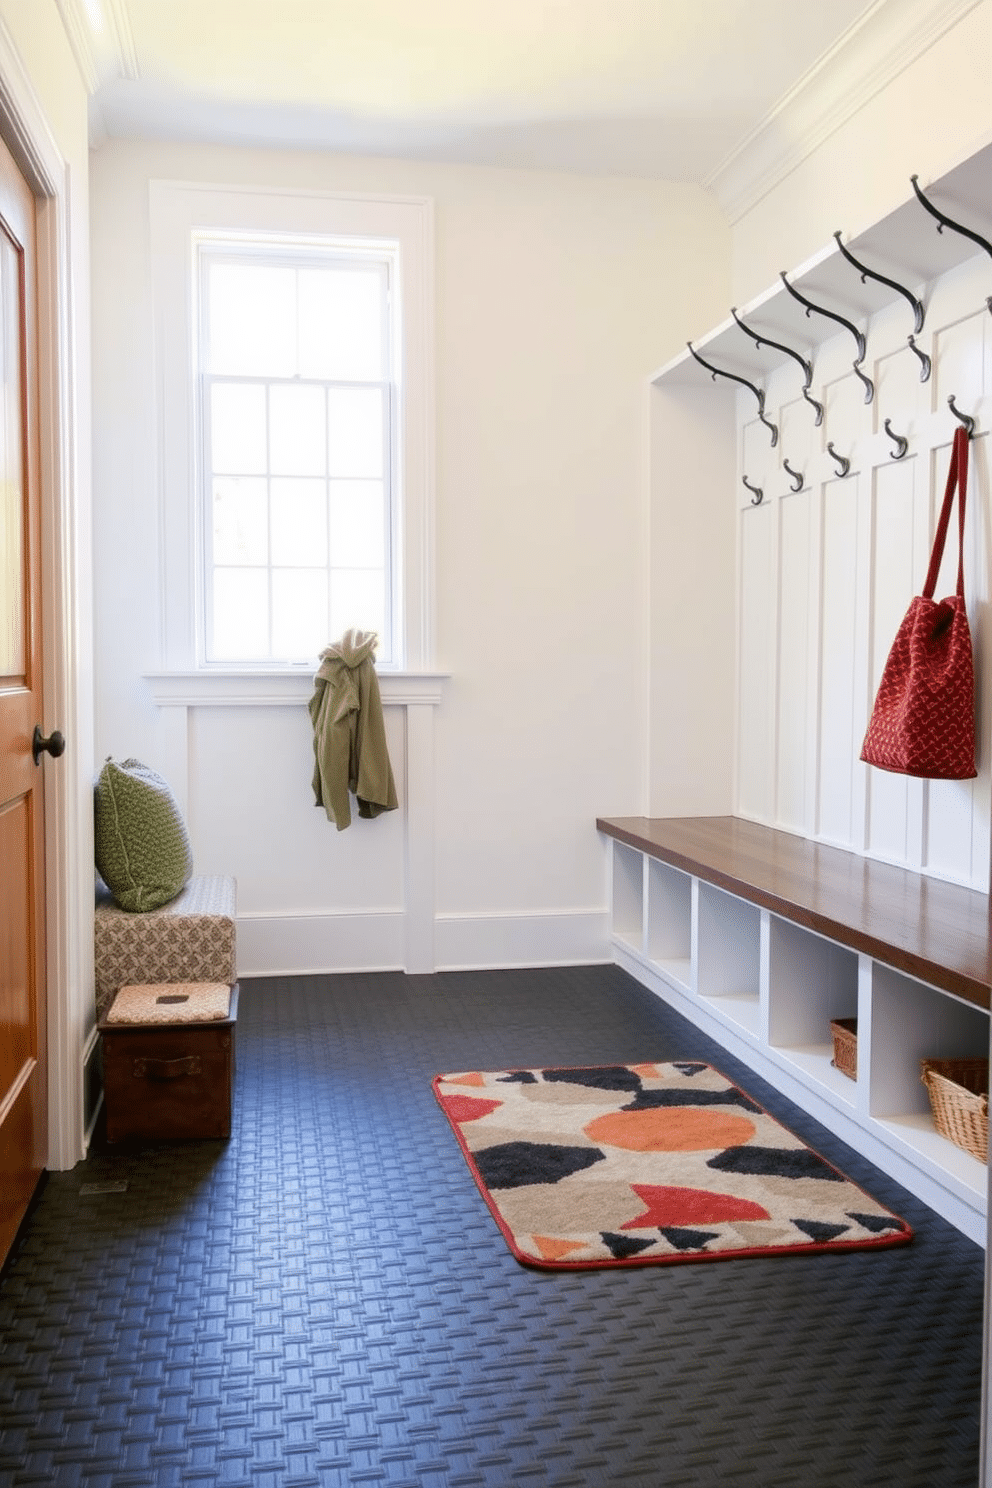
707, 0, 985, 224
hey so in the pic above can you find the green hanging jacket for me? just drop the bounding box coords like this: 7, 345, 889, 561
308, 629, 398, 830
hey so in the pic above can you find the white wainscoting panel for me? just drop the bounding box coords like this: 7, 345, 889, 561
734, 251, 992, 889
737, 497, 776, 822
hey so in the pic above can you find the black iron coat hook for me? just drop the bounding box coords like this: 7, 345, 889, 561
687, 342, 779, 445
782, 458, 804, 492
780, 271, 875, 404
729, 307, 824, 425
911, 175, 992, 317
832, 232, 931, 382
883, 419, 909, 459
826, 442, 850, 477
742, 475, 763, 505
948, 394, 976, 438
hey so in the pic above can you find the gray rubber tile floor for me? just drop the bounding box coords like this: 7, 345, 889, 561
0, 965, 984, 1487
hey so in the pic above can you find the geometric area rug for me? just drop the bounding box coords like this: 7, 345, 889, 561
433, 1062, 914, 1269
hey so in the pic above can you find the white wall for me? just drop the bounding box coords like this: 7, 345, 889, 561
89, 139, 728, 975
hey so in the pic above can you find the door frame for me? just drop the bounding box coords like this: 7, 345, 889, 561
0, 22, 89, 1170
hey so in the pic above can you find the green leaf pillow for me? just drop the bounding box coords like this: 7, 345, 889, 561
94, 758, 193, 912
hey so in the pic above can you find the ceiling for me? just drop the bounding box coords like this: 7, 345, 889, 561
64, 0, 890, 182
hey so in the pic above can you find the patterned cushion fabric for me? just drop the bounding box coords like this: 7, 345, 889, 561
94, 757, 194, 912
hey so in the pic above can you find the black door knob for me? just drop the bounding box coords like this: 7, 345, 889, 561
32, 726, 66, 765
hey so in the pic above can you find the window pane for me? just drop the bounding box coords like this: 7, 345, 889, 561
212, 568, 269, 659
329, 480, 384, 569
213, 477, 268, 565
298, 268, 384, 381
271, 478, 327, 566
211, 383, 267, 474
330, 567, 385, 643
208, 263, 296, 376
272, 568, 328, 659
328, 387, 383, 477
270, 384, 326, 476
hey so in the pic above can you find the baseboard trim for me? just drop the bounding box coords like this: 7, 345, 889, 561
236, 910, 405, 976
234, 906, 611, 976
82, 1024, 102, 1150
434, 909, 610, 971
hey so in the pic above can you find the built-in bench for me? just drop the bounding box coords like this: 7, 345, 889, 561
94, 874, 238, 1022
597, 815, 991, 1244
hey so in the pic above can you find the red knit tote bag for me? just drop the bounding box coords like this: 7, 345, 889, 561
860, 425, 977, 780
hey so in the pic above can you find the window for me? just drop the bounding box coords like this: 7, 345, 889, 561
198, 241, 395, 665
150, 182, 434, 677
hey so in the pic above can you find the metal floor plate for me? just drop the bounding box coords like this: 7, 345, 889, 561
0, 965, 983, 1486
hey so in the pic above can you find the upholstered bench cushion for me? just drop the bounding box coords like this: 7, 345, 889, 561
104, 981, 232, 1025
94, 874, 237, 1020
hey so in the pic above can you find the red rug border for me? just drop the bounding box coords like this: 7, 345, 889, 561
432, 1061, 915, 1270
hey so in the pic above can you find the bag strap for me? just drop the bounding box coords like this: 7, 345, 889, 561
922, 425, 969, 600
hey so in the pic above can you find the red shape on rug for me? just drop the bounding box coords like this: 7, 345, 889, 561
622, 1183, 772, 1229
439, 1093, 504, 1123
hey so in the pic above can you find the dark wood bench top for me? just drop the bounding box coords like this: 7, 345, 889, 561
597, 816, 992, 1011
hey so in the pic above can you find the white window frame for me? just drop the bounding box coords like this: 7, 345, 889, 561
150, 181, 435, 678
197, 236, 397, 667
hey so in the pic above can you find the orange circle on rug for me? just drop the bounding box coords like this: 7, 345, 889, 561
584, 1106, 756, 1152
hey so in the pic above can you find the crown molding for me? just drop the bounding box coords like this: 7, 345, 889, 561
706, 0, 983, 225
54, 0, 138, 95
105, 0, 139, 79
54, 0, 99, 93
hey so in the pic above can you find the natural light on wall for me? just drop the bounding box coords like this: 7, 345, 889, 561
198, 242, 394, 666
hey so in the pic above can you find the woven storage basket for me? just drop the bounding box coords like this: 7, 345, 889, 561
830, 1018, 858, 1081
920, 1058, 989, 1162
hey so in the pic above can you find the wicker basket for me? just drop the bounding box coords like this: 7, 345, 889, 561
830, 1018, 858, 1080
920, 1059, 989, 1162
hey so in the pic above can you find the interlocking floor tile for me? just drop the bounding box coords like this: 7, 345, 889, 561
0, 966, 984, 1486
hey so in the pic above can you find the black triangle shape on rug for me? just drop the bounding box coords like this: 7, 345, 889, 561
600, 1231, 657, 1260
793, 1218, 850, 1243
847, 1210, 905, 1234
657, 1226, 720, 1252
708, 1145, 845, 1182
497, 1071, 537, 1083
474, 1141, 606, 1190
673, 1062, 708, 1076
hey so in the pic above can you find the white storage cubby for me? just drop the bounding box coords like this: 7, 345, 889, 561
868, 964, 988, 1212
602, 826, 990, 1246
645, 857, 691, 989
610, 841, 644, 954
695, 881, 761, 1037
766, 915, 860, 1106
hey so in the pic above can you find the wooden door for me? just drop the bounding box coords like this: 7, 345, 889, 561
0, 132, 47, 1267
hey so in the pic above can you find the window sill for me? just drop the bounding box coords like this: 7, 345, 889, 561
144, 669, 448, 708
